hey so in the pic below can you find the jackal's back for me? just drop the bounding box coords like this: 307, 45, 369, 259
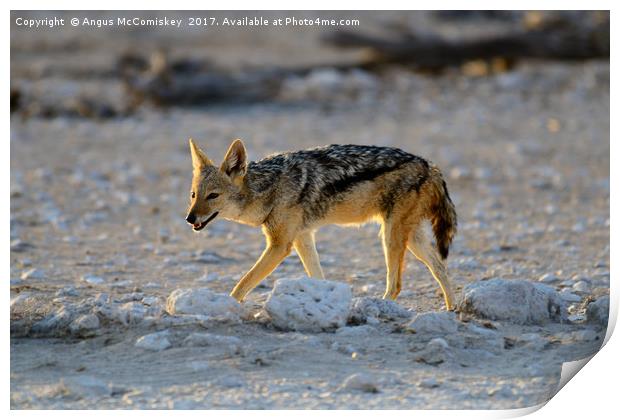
245, 144, 431, 222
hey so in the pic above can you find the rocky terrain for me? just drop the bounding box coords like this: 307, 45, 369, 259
10, 11, 609, 409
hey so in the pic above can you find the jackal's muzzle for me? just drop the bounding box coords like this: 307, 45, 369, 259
187, 211, 219, 231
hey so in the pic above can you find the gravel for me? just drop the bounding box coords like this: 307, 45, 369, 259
20, 268, 44, 281
586, 296, 610, 326
406, 311, 460, 334
81, 274, 105, 285
414, 338, 452, 365
135, 331, 172, 351
348, 296, 413, 325
340, 373, 380, 393
69, 314, 100, 337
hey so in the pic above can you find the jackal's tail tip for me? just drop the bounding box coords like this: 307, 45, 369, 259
429, 167, 457, 259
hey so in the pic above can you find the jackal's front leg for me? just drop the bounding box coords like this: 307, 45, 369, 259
230, 242, 292, 302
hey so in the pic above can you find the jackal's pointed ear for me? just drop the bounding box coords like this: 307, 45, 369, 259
189, 139, 213, 171
220, 139, 247, 179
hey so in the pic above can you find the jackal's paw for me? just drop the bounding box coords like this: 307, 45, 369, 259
229, 290, 245, 303
444, 302, 457, 312
382, 291, 400, 301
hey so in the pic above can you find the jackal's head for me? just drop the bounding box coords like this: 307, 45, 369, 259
185, 138, 247, 231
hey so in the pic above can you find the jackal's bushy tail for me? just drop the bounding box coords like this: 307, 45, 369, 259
427, 166, 457, 259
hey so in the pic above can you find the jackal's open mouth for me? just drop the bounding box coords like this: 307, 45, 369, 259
192, 212, 219, 231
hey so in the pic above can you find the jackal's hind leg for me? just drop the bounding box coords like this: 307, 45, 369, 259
293, 231, 325, 279
407, 227, 455, 310
381, 220, 409, 300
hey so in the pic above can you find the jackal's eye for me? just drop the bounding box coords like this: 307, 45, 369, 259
206, 192, 220, 200
191, 191, 195, 199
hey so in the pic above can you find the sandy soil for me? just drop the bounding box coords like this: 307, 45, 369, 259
10, 11, 609, 409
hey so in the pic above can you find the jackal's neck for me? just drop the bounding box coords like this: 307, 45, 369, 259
226, 172, 273, 227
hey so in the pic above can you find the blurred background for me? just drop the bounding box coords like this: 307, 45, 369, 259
11, 11, 609, 118
10, 11, 610, 409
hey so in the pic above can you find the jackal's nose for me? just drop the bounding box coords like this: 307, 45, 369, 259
185, 213, 196, 224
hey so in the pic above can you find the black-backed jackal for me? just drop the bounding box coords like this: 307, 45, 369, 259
186, 139, 457, 310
